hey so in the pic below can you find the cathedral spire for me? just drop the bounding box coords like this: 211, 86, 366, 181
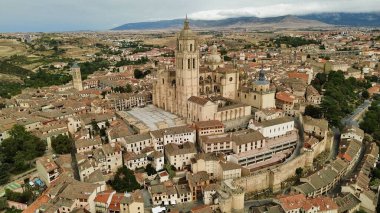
184, 15, 190, 30
258, 60, 266, 81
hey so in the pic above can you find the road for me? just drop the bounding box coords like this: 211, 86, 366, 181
329, 100, 371, 160
341, 100, 371, 127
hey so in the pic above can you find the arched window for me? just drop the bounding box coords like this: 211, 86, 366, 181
254, 95, 256, 100
182, 59, 184, 69
188, 59, 191, 69
190, 44, 193, 51
162, 79, 164, 84
193, 58, 196, 68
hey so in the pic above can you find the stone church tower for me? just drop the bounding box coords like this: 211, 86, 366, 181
175, 17, 199, 117
71, 63, 83, 91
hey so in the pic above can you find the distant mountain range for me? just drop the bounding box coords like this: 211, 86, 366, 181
112, 12, 380, 30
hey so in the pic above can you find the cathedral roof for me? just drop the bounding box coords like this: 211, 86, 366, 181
188, 96, 210, 105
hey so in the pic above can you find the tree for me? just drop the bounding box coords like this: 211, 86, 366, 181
362, 90, 370, 99
146, 164, 157, 176
360, 99, 380, 141
224, 55, 232, 61
125, 84, 133, 93
51, 135, 73, 154
91, 120, 100, 136
134, 69, 144, 79
105, 121, 110, 128
220, 47, 227, 56
101, 91, 107, 99
295, 167, 303, 177
5, 189, 33, 204
0, 125, 46, 174
304, 105, 323, 119
0, 197, 7, 210
110, 167, 141, 192
0, 163, 10, 185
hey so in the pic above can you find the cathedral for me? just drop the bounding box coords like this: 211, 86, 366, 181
153, 18, 275, 123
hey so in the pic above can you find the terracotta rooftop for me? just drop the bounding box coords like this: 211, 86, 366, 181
276, 91, 295, 103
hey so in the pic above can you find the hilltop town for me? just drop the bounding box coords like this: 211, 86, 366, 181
0, 18, 380, 213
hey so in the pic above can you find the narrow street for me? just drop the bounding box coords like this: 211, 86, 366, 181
285, 116, 304, 162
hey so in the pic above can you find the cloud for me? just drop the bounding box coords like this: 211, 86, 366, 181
188, 1, 380, 20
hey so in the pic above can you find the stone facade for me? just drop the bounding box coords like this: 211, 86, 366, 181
153, 18, 275, 124
71, 63, 83, 91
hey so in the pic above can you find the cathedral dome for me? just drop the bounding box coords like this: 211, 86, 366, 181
206, 44, 222, 64
178, 17, 197, 39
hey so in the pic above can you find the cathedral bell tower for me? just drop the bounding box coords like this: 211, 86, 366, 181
71, 62, 83, 91
175, 16, 199, 118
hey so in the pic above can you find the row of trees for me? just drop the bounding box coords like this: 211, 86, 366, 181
274, 36, 320, 48
115, 56, 148, 67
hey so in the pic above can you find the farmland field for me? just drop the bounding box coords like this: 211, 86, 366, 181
0, 39, 27, 58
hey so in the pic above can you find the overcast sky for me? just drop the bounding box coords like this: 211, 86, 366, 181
0, 0, 379, 32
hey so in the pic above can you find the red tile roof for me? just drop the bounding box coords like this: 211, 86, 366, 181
276, 92, 295, 103
288, 72, 309, 83
23, 195, 50, 213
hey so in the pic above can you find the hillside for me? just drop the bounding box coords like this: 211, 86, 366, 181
113, 12, 380, 30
